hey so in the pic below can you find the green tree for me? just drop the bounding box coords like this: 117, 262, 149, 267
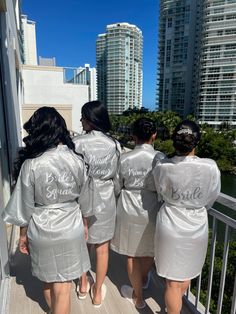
154, 139, 175, 156
109, 111, 236, 173
197, 128, 236, 172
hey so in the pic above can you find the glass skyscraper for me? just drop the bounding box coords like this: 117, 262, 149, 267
157, 0, 202, 117
96, 23, 143, 115
197, 0, 236, 126
157, 0, 236, 127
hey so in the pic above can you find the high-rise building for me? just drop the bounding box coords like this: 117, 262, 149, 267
157, 0, 236, 127
75, 64, 97, 101
96, 23, 143, 114
21, 14, 38, 65
196, 0, 236, 127
157, 0, 201, 118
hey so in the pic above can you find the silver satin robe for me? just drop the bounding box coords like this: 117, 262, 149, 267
153, 156, 221, 281
2, 145, 92, 283
110, 144, 165, 257
74, 130, 121, 244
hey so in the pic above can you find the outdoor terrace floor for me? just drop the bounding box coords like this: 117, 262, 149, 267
5, 227, 192, 314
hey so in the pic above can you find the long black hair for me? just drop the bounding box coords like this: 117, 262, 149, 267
132, 117, 157, 142
172, 120, 201, 156
81, 101, 111, 133
81, 101, 120, 158
14, 106, 76, 178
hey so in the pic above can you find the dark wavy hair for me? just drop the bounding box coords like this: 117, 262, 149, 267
14, 106, 77, 178
172, 120, 201, 156
81, 100, 120, 160
132, 118, 157, 141
81, 101, 111, 133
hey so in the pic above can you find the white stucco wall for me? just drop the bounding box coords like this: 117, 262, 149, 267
0, 0, 24, 284
22, 65, 89, 133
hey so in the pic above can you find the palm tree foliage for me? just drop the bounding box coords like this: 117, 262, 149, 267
110, 110, 236, 173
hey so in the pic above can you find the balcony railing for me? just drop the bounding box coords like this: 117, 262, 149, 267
183, 192, 236, 314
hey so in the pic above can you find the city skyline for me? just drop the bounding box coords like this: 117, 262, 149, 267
96, 23, 143, 114
158, 0, 236, 126
158, 0, 200, 118
22, 0, 159, 111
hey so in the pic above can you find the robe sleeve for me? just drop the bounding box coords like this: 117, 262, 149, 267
2, 160, 35, 227
206, 162, 221, 209
152, 162, 165, 202
79, 161, 105, 217
144, 152, 165, 192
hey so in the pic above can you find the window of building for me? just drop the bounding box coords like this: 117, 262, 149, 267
212, 16, 224, 21
226, 43, 236, 50
223, 73, 234, 79
210, 45, 221, 51
226, 14, 236, 20
168, 18, 172, 28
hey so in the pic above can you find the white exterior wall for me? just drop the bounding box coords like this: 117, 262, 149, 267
0, 0, 24, 290
0, 0, 23, 190
22, 65, 89, 133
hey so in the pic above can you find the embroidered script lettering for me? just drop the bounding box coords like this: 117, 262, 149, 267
133, 178, 144, 187
88, 154, 112, 165
46, 172, 72, 184
128, 169, 149, 176
171, 187, 203, 201
91, 169, 111, 176
45, 171, 75, 200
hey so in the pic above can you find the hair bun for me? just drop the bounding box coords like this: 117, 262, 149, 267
173, 120, 201, 155
133, 118, 156, 141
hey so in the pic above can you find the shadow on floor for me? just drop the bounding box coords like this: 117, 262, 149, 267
9, 246, 167, 314
10, 248, 49, 312
90, 247, 166, 313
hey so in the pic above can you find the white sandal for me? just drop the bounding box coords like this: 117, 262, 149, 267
90, 283, 107, 308
121, 285, 146, 309
77, 276, 93, 300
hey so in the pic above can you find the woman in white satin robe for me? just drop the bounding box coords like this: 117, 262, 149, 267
2, 107, 91, 314
111, 118, 164, 309
73, 101, 121, 307
153, 120, 221, 314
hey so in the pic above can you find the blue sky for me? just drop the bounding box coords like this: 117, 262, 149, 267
22, 0, 159, 111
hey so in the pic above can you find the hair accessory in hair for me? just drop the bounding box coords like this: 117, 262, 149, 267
177, 128, 193, 135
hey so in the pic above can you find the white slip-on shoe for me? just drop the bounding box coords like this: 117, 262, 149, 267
90, 283, 107, 308
77, 276, 93, 300
120, 284, 146, 309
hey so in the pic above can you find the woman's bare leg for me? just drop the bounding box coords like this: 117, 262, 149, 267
127, 256, 144, 307
51, 281, 72, 314
79, 243, 93, 293
79, 273, 87, 294
165, 280, 190, 314
92, 241, 109, 305
140, 256, 154, 286
43, 282, 53, 310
